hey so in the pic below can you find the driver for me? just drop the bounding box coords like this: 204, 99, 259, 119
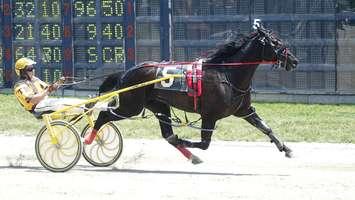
13, 57, 92, 117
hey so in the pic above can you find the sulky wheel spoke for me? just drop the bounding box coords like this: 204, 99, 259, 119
98, 145, 117, 159
96, 145, 105, 163
42, 145, 55, 164
39, 138, 53, 152
88, 143, 100, 157
48, 147, 58, 168
59, 144, 78, 157
47, 125, 78, 168
82, 122, 122, 167
100, 128, 117, 145
36, 121, 81, 172
99, 129, 110, 141
60, 135, 78, 150
56, 148, 72, 166
96, 145, 116, 163
101, 141, 120, 151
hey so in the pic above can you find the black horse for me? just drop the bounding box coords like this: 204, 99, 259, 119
85, 26, 299, 163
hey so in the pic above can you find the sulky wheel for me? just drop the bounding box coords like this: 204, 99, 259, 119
81, 122, 123, 167
35, 121, 82, 172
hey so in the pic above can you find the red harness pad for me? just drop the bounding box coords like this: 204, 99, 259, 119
152, 60, 204, 111
186, 61, 203, 97
186, 60, 203, 111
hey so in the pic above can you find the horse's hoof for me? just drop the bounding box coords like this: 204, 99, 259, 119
283, 145, 293, 158
190, 154, 203, 164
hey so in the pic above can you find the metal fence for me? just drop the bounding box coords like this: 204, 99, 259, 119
136, 0, 355, 94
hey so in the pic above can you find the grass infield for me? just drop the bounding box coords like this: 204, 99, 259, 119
1, 93, 355, 143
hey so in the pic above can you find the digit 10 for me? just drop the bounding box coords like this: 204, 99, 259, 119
41, 0, 60, 17
53, 69, 62, 81
43, 69, 50, 83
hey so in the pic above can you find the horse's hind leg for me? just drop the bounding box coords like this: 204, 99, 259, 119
85, 94, 144, 144
145, 101, 202, 164
237, 108, 293, 158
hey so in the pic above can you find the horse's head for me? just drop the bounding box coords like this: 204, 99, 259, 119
206, 25, 299, 71
255, 25, 299, 71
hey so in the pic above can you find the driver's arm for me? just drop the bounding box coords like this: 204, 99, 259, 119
28, 88, 50, 105
28, 77, 64, 105
28, 78, 51, 105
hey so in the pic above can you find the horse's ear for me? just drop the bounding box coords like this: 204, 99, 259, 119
253, 19, 266, 32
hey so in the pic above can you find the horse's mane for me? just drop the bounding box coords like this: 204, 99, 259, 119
205, 31, 258, 63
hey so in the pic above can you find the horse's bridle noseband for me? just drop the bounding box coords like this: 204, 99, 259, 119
262, 33, 290, 69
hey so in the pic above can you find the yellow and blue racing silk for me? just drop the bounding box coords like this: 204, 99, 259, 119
14, 77, 48, 111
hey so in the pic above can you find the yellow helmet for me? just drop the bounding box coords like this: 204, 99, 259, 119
15, 58, 36, 76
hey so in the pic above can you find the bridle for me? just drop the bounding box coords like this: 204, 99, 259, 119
259, 29, 290, 70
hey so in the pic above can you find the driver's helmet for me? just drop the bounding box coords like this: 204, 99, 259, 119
15, 57, 36, 76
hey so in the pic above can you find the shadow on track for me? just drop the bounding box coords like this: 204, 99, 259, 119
0, 165, 289, 177
75, 165, 289, 177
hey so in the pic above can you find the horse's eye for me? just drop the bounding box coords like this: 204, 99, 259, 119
271, 39, 280, 47
259, 37, 266, 44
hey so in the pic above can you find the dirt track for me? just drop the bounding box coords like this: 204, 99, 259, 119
0, 135, 355, 200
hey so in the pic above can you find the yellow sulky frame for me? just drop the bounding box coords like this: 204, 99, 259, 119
36, 74, 182, 172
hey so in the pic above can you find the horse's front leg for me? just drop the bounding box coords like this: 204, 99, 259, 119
238, 108, 293, 158
191, 118, 215, 150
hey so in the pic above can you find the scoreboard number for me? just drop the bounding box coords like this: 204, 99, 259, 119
40, 24, 62, 40
101, 0, 123, 16
41, 47, 62, 63
9, 0, 127, 79
102, 24, 123, 40
14, 46, 36, 60
13, 0, 35, 18
86, 24, 97, 40
40, 0, 61, 17
74, 0, 96, 17
14, 24, 34, 40
87, 47, 98, 63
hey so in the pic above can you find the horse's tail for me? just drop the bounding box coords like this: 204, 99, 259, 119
99, 63, 157, 94
99, 71, 124, 94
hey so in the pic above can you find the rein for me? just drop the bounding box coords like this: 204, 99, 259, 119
59, 60, 277, 88
142, 60, 278, 68
59, 77, 88, 87
59, 58, 283, 88
55, 73, 120, 88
